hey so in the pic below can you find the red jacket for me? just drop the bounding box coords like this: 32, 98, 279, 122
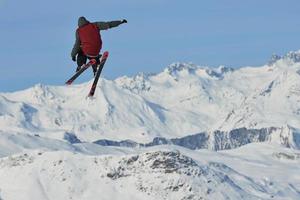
77, 23, 102, 57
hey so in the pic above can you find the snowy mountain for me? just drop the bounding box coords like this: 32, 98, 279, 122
0, 144, 299, 200
1, 51, 300, 143
0, 50, 300, 199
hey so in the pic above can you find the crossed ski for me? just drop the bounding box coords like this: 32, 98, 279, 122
65, 51, 109, 97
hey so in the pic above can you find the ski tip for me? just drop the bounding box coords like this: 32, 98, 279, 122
88, 93, 94, 98
65, 81, 72, 85
102, 51, 109, 59
86, 94, 95, 100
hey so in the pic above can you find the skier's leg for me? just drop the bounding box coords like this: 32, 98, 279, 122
76, 51, 87, 72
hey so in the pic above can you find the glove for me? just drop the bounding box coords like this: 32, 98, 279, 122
122, 19, 127, 24
72, 56, 76, 62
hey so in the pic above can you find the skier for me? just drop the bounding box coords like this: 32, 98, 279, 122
71, 16, 127, 75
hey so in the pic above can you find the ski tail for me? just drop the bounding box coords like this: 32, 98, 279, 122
65, 59, 97, 85
88, 51, 109, 97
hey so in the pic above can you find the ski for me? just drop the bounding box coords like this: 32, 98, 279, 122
88, 51, 109, 97
65, 59, 97, 85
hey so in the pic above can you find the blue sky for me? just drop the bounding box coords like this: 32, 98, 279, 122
0, 0, 300, 92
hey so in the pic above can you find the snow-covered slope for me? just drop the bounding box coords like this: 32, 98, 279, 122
0, 50, 300, 199
0, 144, 299, 200
1, 51, 300, 144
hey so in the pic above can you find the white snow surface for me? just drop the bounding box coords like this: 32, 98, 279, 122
0, 143, 299, 200
1, 51, 300, 143
0, 51, 300, 199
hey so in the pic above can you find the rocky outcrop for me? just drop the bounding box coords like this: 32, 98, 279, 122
94, 126, 300, 151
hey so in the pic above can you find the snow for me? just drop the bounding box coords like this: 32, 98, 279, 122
3, 51, 300, 142
0, 143, 299, 200
2, 53, 300, 143
0, 50, 300, 199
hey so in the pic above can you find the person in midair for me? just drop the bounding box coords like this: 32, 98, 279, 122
71, 16, 127, 75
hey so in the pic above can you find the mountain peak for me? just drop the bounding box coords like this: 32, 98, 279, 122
285, 50, 300, 62
268, 50, 300, 65
163, 62, 198, 75
163, 63, 233, 80
205, 65, 234, 79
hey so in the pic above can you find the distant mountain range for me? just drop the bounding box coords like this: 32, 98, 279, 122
0, 50, 299, 200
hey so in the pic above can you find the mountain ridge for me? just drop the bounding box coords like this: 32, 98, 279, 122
0, 50, 300, 199
1, 50, 300, 144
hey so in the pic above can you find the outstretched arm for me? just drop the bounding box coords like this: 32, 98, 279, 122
94, 19, 127, 30
71, 30, 80, 59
